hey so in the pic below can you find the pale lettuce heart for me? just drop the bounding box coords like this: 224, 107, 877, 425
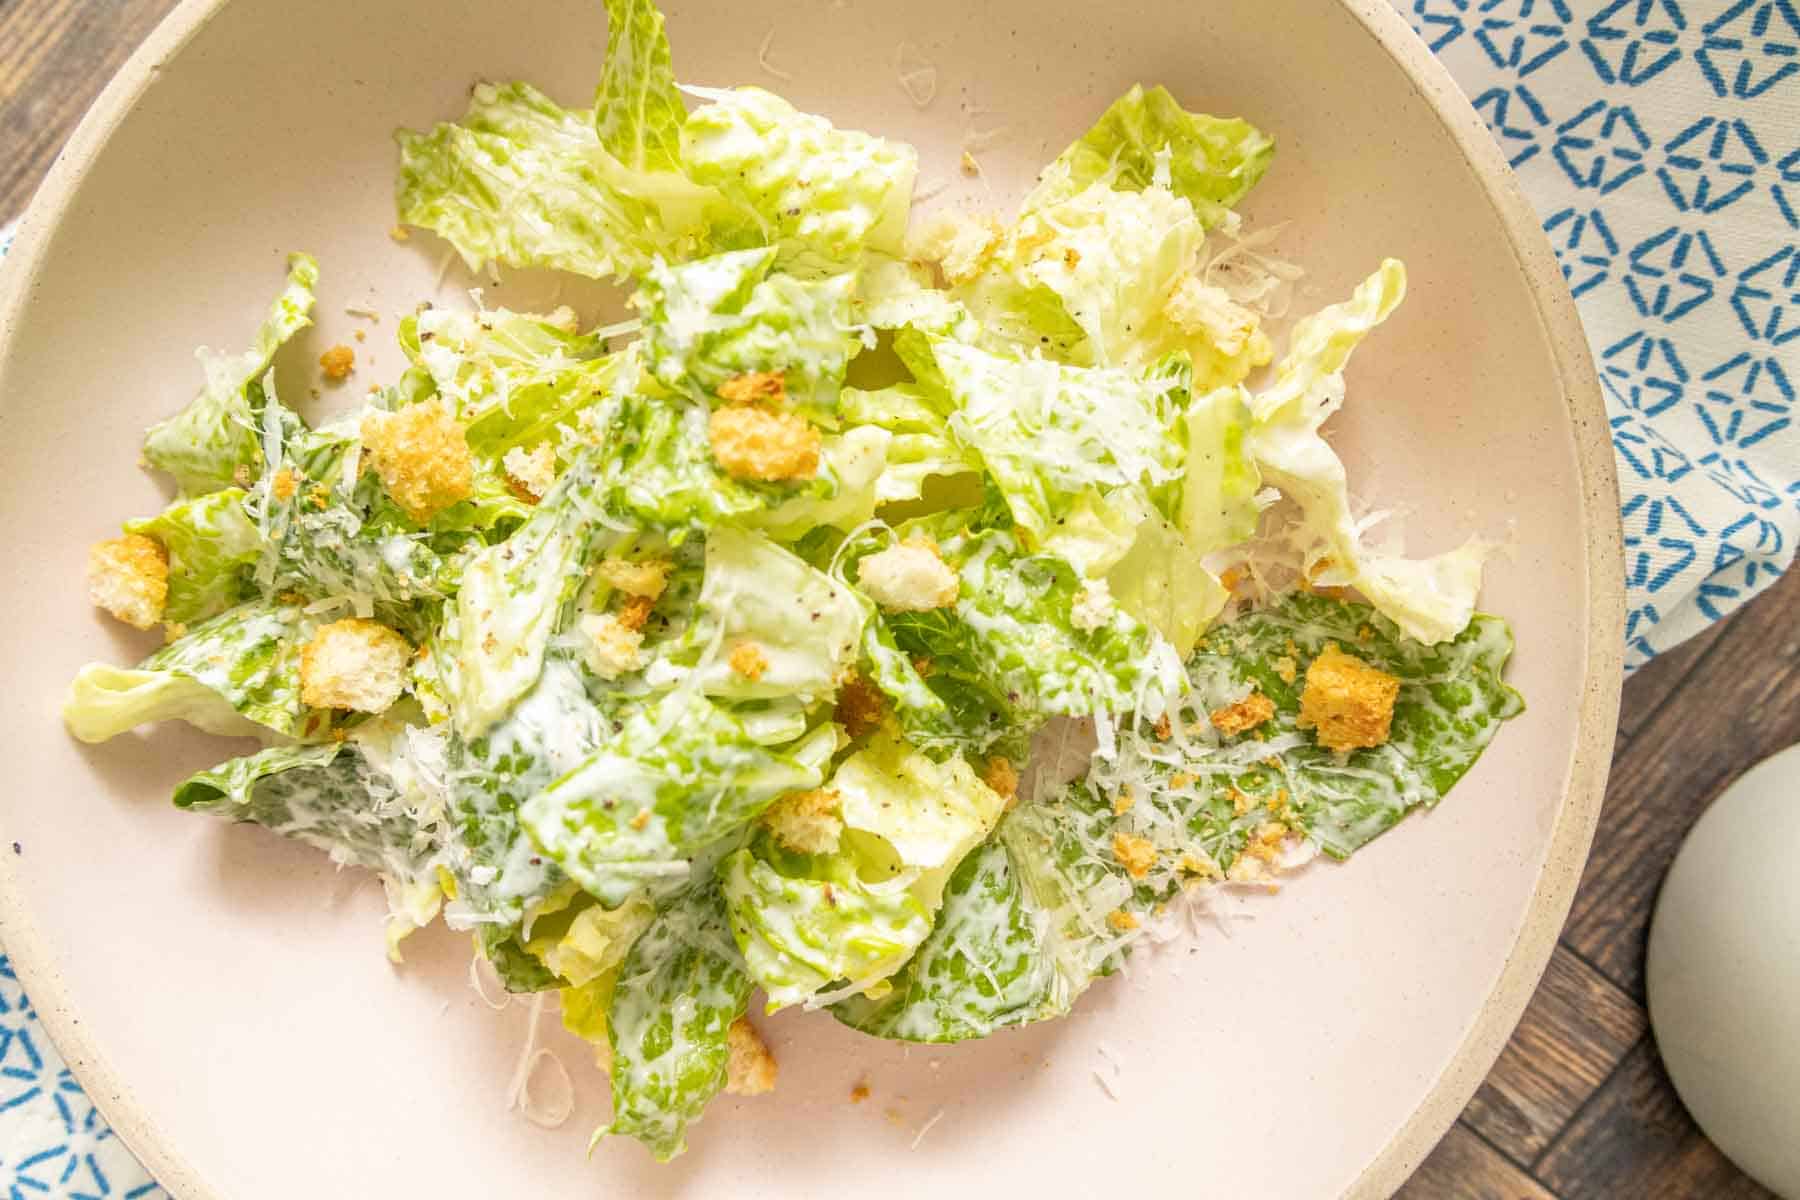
837, 385, 975, 507
142, 253, 317, 496
1248, 259, 1491, 644
692, 525, 866, 701
1023, 83, 1274, 226
681, 86, 917, 268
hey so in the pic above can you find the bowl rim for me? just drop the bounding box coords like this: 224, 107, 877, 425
0, 0, 1624, 1194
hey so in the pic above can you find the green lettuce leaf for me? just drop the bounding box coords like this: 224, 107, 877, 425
637, 247, 860, 419
690, 525, 866, 701
594, 0, 687, 172
142, 254, 317, 495
602, 880, 753, 1161
124, 489, 260, 626
1248, 260, 1491, 644
681, 87, 917, 267
520, 693, 827, 907
64, 599, 329, 743
1024, 84, 1273, 226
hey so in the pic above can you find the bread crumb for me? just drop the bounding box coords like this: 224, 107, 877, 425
388, 225, 411, 242
850, 1081, 871, 1104
725, 1017, 777, 1096
708, 403, 820, 482
595, 558, 670, 601
1211, 691, 1276, 736
834, 672, 886, 738
579, 612, 644, 680
717, 370, 786, 406
856, 538, 958, 611
299, 618, 411, 712
271, 467, 300, 502
616, 594, 655, 633
1153, 714, 1172, 741
86, 534, 168, 630
360, 399, 473, 522
1111, 788, 1135, 816
1111, 831, 1156, 880
501, 443, 557, 502
982, 756, 1019, 807
319, 344, 355, 380
1273, 655, 1298, 685
1298, 644, 1400, 752
729, 641, 770, 682
906, 212, 1002, 285
628, 807, 652, 832
762, 789, 843, 855
1106, 909, 1139, 933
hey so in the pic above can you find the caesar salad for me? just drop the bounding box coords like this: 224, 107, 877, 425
66, 0, 1522, 1162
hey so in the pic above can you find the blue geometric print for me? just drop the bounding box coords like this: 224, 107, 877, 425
3, 0, 1798, 1188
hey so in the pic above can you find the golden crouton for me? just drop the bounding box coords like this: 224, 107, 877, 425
856, 538, 959, 612
708, 404, 820, 482
595, 558, 670, 601
360, 399, 474, 523
1298, 643, 1400, 752
725, 1017, 777, 1096
319, 344, 355, 380
834, 672, 886, 739
729, 641, 769, 681
271, 468, 300, 502
982, 756, 1019, 807
716, 370, 786, 406
1111, 831, 1157, 880
86, 534, 168, 631
616, 594, 656, 633
762, 788, 843, 855
501, 443, 557, 502
299, 618, 411, 712
579, 612, 644, 680
1211, 691, 1276, 736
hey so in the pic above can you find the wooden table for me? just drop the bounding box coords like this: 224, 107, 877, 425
5, 4, 1796, 1195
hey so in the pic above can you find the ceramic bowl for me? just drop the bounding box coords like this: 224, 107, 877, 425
0, 0, 1623, 1195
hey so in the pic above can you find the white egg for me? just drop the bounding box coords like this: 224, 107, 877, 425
1647, 741, 1800, 1198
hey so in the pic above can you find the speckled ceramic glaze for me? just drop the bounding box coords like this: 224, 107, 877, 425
0, 0, 1622, 1195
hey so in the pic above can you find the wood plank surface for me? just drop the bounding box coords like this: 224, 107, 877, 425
3, 4, 1795, 1197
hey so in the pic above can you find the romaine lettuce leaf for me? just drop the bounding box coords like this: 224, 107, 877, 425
520, 693, 827, 907
838, 385, 975, 506
690, 525, 865, 701
594, 0, 687, 172
681, 87, 917, 268
1023, 84, 1274, 226
1247, 260, 1491, 644
721, 836, 931, 1011
602, 880, 753, 1161
64, 599, 329, 743
124, 489, 260, 626
142, 254, 317, 495
638, 247, 860, 419
395, 82, 717, 282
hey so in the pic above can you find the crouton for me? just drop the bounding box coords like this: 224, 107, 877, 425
595, 558, 670, 601
1162, 278, 1266, 360
319, 344, 355, 380
299, 618, 411, 712
725, 1017, 777, 1096
907, 212, 1002, 286
1298, 643, 1400, 752
708, 404, 820, 482
856, 538, 959, 612
1211, 691, 1276, 736
360, 399, 474, 522
729, 641, 769, 682
1111, 831, 1157, 880
982, 756, 1019, 806
834, 672, 886, 738
501, 443, 557, 502
761, 788, 843, 855
616, 594, 656, 632
716, 370, 786, 406
1069, 580, 1114, 632
579, 612, 644, 680
271, 467, 300, 502
86, 534, 168, 631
